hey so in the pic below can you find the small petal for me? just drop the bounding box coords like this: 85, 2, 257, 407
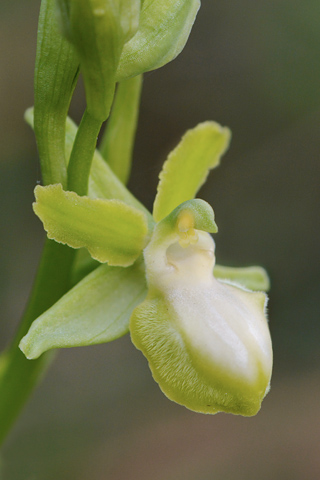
33, 184, 149, 266
214, 265, 270, 292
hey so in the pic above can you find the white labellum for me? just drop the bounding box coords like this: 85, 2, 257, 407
130, 215, 273, 416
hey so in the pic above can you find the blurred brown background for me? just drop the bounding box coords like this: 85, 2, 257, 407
1, 1, 320, 479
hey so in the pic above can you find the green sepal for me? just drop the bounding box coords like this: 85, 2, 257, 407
153, 121, 231, 222
19, 260, 147, 359
214, 265, 270, 292
99, 75, 143, 184
116, 0, 200, 81
33, 184, 149, 266
34, 0, 79, 187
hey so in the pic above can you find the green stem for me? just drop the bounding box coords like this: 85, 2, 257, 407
0, 109, 102, 444
99, 75, 143, 184
67, 109, 103, 196
0, 239, 75, 446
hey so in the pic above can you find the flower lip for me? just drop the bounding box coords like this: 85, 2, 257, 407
130, 199, 273, 416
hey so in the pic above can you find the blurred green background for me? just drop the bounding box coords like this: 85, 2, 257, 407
1, 1, 320, 479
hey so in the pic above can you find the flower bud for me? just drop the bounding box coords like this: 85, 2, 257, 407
116, 0, 201, 81
56, 1, 200, 119
56, 0, 141, 121
130, 200, 273, 416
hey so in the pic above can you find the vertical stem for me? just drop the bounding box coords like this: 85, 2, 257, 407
0, 104, 103, 448
99, 75, 143, 185
67, 109, 103, 196
0, 240, 75, 445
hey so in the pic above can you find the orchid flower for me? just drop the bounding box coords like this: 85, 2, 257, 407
20, 118, 272, 416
